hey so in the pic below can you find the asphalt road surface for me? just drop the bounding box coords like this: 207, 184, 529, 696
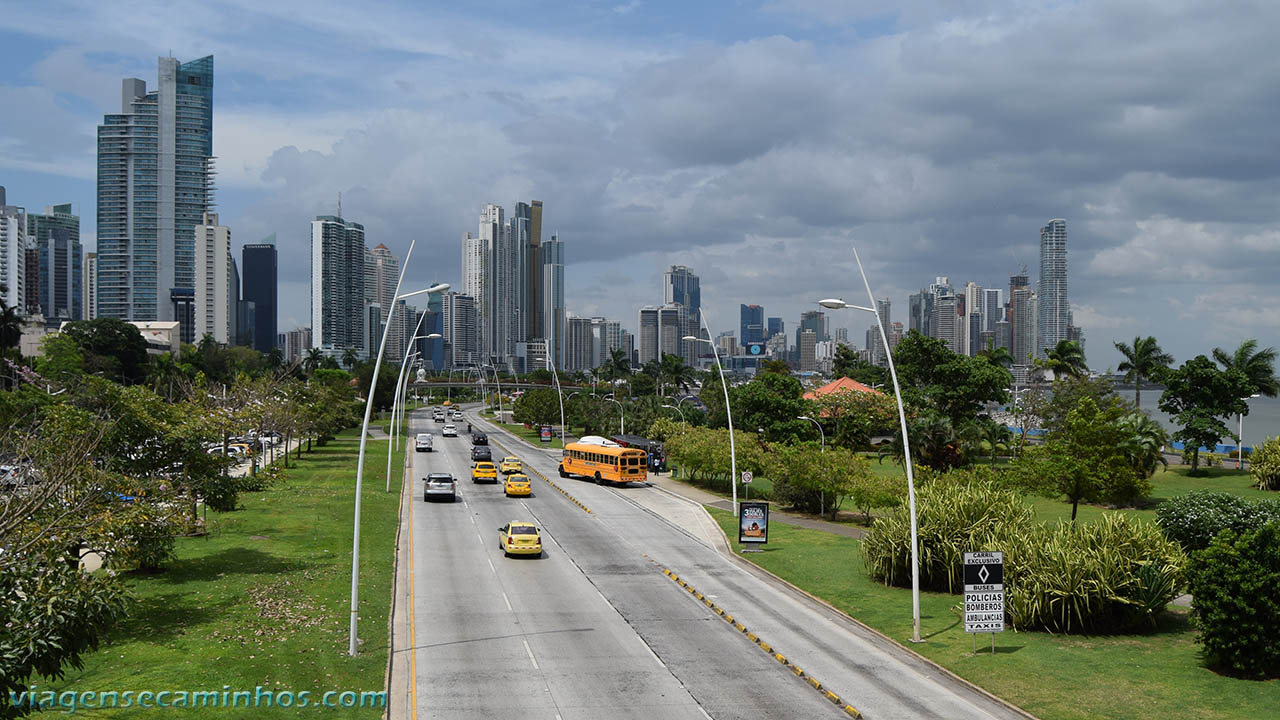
397, 408, 1027, 720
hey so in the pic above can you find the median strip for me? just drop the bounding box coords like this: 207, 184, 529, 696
654, 562, 863, 719
489, 436, 591, 514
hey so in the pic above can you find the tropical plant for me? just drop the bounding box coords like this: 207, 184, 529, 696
303, 347, 324, 375
977, 337, 1014, 368
341, 347, 359, 370
1117, 412, 1169, 479
1212, 338, 1280, 399
659, 353, 696, 396
759, 358, 791, 375
1251, 436, 1280, 491
1114, 335, 1174, 408
980, 422, 1013, 465
892, 330, 1011, 426
1189, 523, 1280, 678
1039, 339, 1089, 380
833, 344, 888, 387
0, 283, 21, 359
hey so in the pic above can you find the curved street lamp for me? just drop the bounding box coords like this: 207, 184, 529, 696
661, 403, 686, 429
685, 322, 738, 516
818, 244, 922, 644
603, 393, 625, 435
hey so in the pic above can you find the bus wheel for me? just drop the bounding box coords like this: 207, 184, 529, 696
594, 472, 603, 485
559, 465, 569, 478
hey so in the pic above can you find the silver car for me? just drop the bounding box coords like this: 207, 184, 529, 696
415, 433, 433, 452
424, 472, 456, 502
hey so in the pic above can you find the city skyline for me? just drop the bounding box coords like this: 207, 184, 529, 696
3, 2, 1279, 370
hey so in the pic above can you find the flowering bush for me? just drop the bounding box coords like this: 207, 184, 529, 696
1156, 490, 1280, 551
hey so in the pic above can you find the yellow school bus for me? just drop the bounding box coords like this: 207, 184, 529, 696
558, 439, 648, 485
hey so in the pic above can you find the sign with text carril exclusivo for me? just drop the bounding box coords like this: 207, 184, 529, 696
963, 551, 1005, 634
738, 502, 769, 544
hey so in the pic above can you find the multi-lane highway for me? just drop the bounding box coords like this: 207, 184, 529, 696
389, 407, 1030, 720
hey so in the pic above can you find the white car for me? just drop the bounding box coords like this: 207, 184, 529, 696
424, 473, 457, 502
415, 433, 434, 452
442, 424, 458, 437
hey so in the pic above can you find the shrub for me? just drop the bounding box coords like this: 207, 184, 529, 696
863, 479, 1033, 592
1004, 515, 1184, 633
866, 480, 1185, 632
1156, 491, 1280, 552
1251, 436, 1280, 491
1189, 522, 1280, 678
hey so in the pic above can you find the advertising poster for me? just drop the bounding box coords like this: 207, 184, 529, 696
540, 426, 552, 443
738, 502, 769, 544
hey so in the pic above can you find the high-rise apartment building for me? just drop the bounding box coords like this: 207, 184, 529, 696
982, 288, 1003, 333
442, 291, 478, 368
193, 212, 232, 344
27, 202, 83, 322
1011, 287, 1037, 366
0, 188, 27, 314
241, 238, 277, 352
97, 56, 214, 322
638, 306, 660, 365
310, 215, 365, 354
740, 304, 764, 345
565, 314, 594, 372
541, 234, 565, 368
664, 265, 701, 363
527, 200, 544, 343
365, 243, 401, 357
933, 294, 961, 354
959, 282, 982, 357
658, 305, 682, 364
1036, 219, 1068, 360
866, 298, 892, 366
84, 252, 97, 320
283, 327, 311, 364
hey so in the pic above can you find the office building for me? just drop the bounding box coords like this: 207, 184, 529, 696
541, 233, 565, 368
565, 314, 594, 372
740, 304, 764, 345
193, 212, 232, 344
1037, 219, 1069, 360
658, 304, 683, 363
97, 56, 214, 322
959, 282, 982, 356
84, 252, 97, 320
415, 308, 445, 371
27, 202, 83, 322
310, 215, 365, 354
767, 316, 784, 340
527, 201, 544, 343
834, 327, 849, 345
1011, 287, 1037, 366
664, 265, 700, 363
797, 310, 828, 354
442, 291, 478, 367
799, 330, 817, 372
170, 287, 196, 344
638, 306, 660, 365
229, 255, 240, 345
982, 288, 1003, 333
0, 188, 27, 313
933, 294, 961, 354
241, 238, 277, 353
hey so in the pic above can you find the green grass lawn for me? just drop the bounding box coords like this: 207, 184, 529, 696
487, 419, 566, 449
44, 430, 398, 717
707, 507, 1279, 720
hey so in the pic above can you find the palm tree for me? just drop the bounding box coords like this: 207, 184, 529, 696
977, 338, 1014, 368
1117, 412, 1169, 479
341, 347, 358, 371
980, 423, 1013, 465
266, 347, 284, 371
603, 348, 632, 396
1213, 339, 1280, 398
149, 352, 187, 400
303, 347, 324, 375
760, 358, 791, 375
1040, 339, 1088, 379
641, 359, 662, 395
1114, 336, 1173, 408
659, 353, 696, 396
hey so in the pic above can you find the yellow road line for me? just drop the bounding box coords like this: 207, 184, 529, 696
407, 454, 418, 720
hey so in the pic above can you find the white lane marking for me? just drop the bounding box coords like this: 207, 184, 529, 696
698, 706, 713, 720
501, 590, 514, 612
522, 638, 540, 670
487, 557, 497, 574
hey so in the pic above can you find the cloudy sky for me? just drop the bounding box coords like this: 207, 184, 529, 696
3, 0, 1279, 369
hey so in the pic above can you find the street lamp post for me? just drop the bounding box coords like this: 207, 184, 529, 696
819, 244, 922, 644
482, 364, 505, 422
547, 353, 567, 448
685, 315, 738, 516
661, 403, 686, 429
798, 414, 826, 516
1238, 393, 1261, 469
603, 394, 625, 435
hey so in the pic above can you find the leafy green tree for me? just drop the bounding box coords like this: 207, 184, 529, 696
61, 318, 150, 384
730, 372, 811, 442
512, 387, 561, 427
764, 442, 879, 517
1189, 523, 1280, 678
1039, 339, 1089, 379
809, 388, 897, 450
631, 371, 656, 397
1213, 338, 1280, 398
1011, 397, 1152, 523
977, 337, 1014, 368
892, 330, 1011, 426
0, 283, 22, 371
266, 346, 284, 370
1039, 374, 1123, 435
1115, 335, 1174, 408
759, 357, 792, 375
833, 344, 887, 387
1159, 355, 1251, 472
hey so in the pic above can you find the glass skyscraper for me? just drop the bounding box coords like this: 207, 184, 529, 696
1036, 219, 1068, 360
242, 237, 278, 352
97, 55, 214, 322
27, 203, 83, 322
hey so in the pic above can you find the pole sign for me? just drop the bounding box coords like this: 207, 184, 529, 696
963, 551, 1005, 634
738, 502, 769, 544
741, 471, 753, 484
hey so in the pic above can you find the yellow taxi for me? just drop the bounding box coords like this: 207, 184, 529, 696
498, 521, 542, 557
471, 461, 499, 484
503, 473, 533, 497
500, 456, 523, 474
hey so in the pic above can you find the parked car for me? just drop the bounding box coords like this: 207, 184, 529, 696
442, 424, 458, 437
415, 433, 434, 452
471, 446, 493, 462
423, 472, 457, 502
471, 432, 488, 446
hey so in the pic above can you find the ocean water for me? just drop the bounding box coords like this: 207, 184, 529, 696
1134, 390, 1280, 451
